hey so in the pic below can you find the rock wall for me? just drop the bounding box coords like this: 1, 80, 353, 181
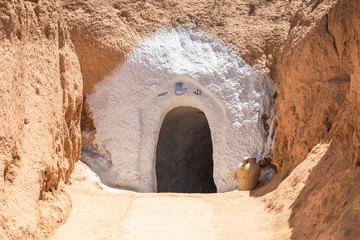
61, 0, 291, 92
0, 0, 82, 239
62, 0, 290, 193
1, 0, 359, 239
273, 0, 350, 171
81, 26, 275, 193
269, 0, 360, 239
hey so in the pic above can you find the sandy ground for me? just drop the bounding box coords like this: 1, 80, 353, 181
50, 162, 287, 240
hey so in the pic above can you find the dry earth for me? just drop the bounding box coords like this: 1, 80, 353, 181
51, 142, 332, 240
51, 162, 289, 240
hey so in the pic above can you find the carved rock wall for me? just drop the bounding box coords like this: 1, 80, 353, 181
269, 0, 360, 239
0, 0, 82, 239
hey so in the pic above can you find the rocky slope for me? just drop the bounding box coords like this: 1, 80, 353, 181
0, 0, 82, 239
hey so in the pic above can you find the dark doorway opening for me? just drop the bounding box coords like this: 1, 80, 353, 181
156, 106, 217, 193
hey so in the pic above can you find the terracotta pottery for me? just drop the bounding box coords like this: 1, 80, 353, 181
237, 157, 261, 190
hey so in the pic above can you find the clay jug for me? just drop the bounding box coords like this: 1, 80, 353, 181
237, 157, 261, 190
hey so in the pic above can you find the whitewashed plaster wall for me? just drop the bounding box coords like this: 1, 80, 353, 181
81, 25, 275, 192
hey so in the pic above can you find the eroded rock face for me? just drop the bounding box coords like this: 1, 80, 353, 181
270, 0, 360, 239
0, 0, 82, 239
273, 0, 351, 171
61, 0, 291, 92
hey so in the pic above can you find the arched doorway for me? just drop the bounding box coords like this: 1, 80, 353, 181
155, 106, 217, 193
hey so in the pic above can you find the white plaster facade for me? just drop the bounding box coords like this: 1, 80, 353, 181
82, 26, 275, 192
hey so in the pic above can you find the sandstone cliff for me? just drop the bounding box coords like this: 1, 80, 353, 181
0, 0, 82, 238
268, 0, 360, 239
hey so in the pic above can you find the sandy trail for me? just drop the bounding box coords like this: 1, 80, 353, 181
51, 162, 284, 240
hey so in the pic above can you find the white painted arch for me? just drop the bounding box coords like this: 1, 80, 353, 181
81, 26, 275, 192
137, 76, 227, 192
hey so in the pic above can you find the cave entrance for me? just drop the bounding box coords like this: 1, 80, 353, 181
155, 106, 217, 193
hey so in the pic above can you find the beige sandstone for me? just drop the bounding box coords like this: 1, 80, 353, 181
1, 0, 360, 239
268, 1, 360, 238
0, 0, 82, 238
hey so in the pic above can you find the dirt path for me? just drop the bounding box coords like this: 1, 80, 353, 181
51, 162, 285, 240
